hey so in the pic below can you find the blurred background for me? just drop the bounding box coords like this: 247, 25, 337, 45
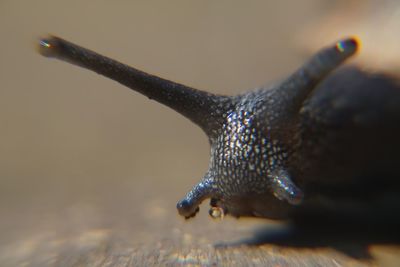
0, 0, 399, 265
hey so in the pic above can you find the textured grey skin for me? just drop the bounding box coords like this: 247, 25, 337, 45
38, 37, 400, 220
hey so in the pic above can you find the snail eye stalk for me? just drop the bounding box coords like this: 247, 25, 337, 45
37, 35, 231, 136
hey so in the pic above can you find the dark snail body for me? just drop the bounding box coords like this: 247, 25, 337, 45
38, 36, 400, 221
290, 67, 400, 222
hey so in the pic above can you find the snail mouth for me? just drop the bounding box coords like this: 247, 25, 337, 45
209, 198, 228, 219
209, 194, 294, 220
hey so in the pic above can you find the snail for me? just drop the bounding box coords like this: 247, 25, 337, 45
38, 36, 400, 221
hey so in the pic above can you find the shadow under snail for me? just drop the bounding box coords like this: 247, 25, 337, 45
38, 36, 400, 222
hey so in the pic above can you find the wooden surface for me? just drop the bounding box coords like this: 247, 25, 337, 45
1, 183, 399, 266
1, 1, 400, 266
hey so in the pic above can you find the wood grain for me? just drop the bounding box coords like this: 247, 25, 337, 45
1, 188, 399, 267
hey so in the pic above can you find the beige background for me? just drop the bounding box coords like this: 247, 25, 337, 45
0, 0, 399, 266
